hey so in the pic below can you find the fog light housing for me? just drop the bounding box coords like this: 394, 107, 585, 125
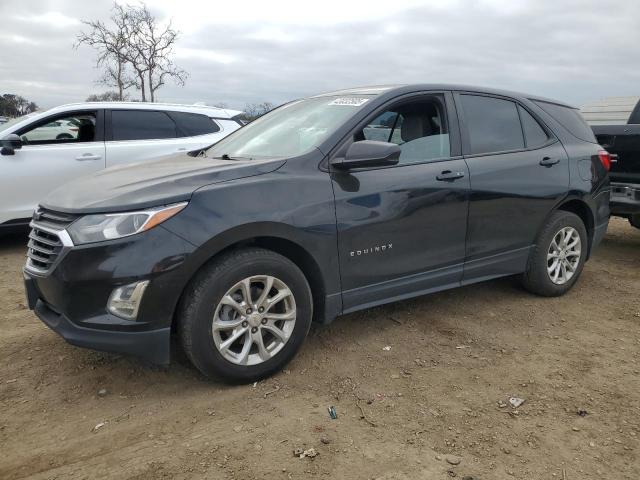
107, 280, 149, 320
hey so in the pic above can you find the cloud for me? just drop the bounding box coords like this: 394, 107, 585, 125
0, 0, 639, 111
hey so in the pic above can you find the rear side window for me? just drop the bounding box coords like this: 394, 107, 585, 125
534, 101, 597, 143
169, 112, 220, 137
460, 94, 524, 154
111, 110, 177, 141
518, 105, 549, 148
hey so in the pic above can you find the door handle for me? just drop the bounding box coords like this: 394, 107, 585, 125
539, 157, 560, 167
75, 154, 102, 161
436, 170, 465, 181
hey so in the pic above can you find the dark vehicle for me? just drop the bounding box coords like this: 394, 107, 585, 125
583, 97, 640, 228
23, 85, 611, 382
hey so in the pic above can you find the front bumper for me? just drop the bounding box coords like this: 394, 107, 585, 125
610, 182, 640, 216
24, 225, 195, 364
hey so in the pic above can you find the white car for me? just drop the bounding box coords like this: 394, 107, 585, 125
0, 102, 243, 229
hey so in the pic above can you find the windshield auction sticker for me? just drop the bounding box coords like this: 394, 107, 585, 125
329, 97, 370, 106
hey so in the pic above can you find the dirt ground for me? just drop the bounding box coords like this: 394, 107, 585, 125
0, 218, 638, 480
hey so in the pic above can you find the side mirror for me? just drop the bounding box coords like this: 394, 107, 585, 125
1, 134, 23, 156
331, 140, 400, 170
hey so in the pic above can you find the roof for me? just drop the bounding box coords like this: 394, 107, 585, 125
45, 102, 243, 119
580, 96, 640, 125
313, 83, 574, 108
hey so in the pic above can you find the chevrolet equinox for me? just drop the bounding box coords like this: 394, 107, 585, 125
22, 85, 611, 382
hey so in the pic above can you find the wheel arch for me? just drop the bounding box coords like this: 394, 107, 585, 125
555, 197, 595, 258
172, 226, 331, 331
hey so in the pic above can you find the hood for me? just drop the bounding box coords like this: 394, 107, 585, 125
41, 153, 286, 214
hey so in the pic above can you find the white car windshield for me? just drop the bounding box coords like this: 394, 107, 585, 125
208, 95, 375, 159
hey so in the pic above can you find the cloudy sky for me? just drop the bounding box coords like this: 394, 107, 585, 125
0, 0, 638, 111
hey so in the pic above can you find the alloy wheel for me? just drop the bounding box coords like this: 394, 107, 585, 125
211, 275, 297, 365
547, 226, 581, 285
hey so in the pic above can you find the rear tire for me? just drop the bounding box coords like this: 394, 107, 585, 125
178, 248, 313, 383
521, 211, 588, 297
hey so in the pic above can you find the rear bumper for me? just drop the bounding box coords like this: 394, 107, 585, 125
32, 298, 171, 364
610, 182, 640, 216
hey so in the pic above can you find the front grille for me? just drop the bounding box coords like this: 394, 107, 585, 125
26, 208, 78, 274
27, 227, 63, 271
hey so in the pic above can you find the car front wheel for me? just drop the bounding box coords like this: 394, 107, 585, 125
521, 211, 588, 296
178, 248, 313, 383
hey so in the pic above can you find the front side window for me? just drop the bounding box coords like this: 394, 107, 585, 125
111, 110, 177, 141
357, 96, 450, 164
460, 95, 524, 155
207, 95, 375, 159
19, 113, 97, 145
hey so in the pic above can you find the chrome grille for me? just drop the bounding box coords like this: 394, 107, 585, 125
26, 208, 78, 274
27, 228, 63, 271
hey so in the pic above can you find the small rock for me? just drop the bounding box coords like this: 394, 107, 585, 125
589, 441, 596, 447
435, 454, 443, 461
233, 425, 242, 433
572, 427, 580, 432
509, 397, 525, 408
92, 422, 106, 433
577, 409, 588, 417
447, 470, 457, 478
97, 388, 108, 397
382, 345, 392, 351
445, 454, 462, 465
293, 448, 304, 457
320, 436, 331, 444
502, 447, 511, 454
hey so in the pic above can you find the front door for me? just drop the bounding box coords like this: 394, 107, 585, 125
331, 92, 470, 312
454, 93, 570, 282
2, 110, 105, 223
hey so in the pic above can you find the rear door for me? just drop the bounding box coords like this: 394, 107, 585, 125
455, 93, 569, 282
2, 110, 104, 223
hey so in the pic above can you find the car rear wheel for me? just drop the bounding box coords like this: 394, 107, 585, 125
521, 211, 588, 296
178, 248, 313, 383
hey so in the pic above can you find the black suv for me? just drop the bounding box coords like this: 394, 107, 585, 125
23, 85, 611, 382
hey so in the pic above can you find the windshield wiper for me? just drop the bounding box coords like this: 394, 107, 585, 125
219, 154, 253, 161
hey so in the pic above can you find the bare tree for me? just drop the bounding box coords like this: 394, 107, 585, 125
76, 6, 136, 101
77, 2, 187, 102
86, 91, 125, 102
240, 102, 276, 122
126, 4, 187, 102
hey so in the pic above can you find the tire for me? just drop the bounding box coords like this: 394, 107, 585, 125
629, 214, 640, 229
178, 248, 313, 383
521, 211, 588, 297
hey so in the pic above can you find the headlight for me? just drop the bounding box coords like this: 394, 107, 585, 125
67, 202, 187, 245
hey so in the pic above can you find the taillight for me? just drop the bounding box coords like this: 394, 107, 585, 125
598, 150, 611, 171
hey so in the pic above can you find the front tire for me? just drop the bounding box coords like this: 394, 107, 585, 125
521, 211, 588, 297
178, 248, 313, 383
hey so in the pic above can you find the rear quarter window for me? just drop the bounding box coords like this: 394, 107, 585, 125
534, 101, 597, 143
169, 112, 221, 137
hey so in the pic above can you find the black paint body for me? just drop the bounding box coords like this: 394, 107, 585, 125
24, 84, 611, 364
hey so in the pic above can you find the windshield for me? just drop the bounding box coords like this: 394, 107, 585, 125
0, 112, 39, 131
207, 95, 375, 159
